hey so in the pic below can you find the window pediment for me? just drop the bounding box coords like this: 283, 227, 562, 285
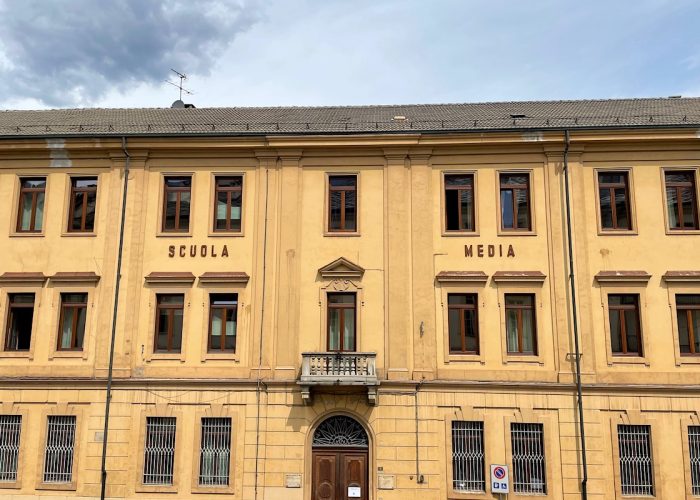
318, 257, 364, 279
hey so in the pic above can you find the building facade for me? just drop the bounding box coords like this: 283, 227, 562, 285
0, 99, 699, 499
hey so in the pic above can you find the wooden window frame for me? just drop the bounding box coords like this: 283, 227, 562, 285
608, 294, 643, 356
4, 293, 35, 352
16, 177, 46, 233
499, 173, 531, 231
207, 293, 237, 353
664, 170, 699, 231
67, 177, 97, 233
504, 293, 538, 355
444, 174, 475, 233
327, 175, 358, 233
447, 293, 479, 355
676, 294, 700, 356
326, 292, 356, 352
154, 294, 185, 353
212, 176, 243, 233
598, 171, 632, 231
162, 176, 192, 233
56, 293, 87, 351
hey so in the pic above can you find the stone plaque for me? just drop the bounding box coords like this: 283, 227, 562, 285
377, 474, 395, 490
285, 473, 302, 488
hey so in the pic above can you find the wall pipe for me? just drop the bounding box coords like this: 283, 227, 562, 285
414, 379, 425, 484
99, 137, 131, 500
563, 130, 588, 499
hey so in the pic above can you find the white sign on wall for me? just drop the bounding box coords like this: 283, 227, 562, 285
490, 464, 510, 493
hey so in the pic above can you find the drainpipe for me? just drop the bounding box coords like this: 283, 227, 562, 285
414, 378, 425, 484
563, 130, 588, 499
100, 137, 131, 500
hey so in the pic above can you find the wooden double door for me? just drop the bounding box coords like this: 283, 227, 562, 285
312, 448, 368, 500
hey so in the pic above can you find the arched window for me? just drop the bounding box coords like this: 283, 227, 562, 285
312, 415, 368, 448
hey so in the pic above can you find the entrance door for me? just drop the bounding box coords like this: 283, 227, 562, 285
312, 449, 368, 500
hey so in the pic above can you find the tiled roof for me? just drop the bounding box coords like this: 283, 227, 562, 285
0, 97, 699, 137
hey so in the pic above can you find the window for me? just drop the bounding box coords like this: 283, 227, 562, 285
327, 293, 355, 351
154, 294, 184, 353
162, 176, 191, 232
500, 173, 531, 230
68, 177, 97, 232
666, 171, 698, 230
143, 417, 176, 485
598, 172, 631, 230
505, 294, 537, 355
328, 175, 357, 232
208, 294, 237, 353
4, 293, 35, 351
448, 294, 479, 354
618, 424, 654, 496
689, 426, 700, 496
451, 421, 485, 493
0, 415, 21, 482
677, 294, 700, 355
43, 415, 76, 484
608, 294, 642, 356
213, 176, 242, 232
57, 293, 88, 351
511, 423, 546, 494
199, 417, 232, 486
445, 174, 475, 231
16, 177, 46, 233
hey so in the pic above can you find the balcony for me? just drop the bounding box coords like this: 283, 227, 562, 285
298, 352, 379, 406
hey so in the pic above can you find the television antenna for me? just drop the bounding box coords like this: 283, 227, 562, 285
164, 69, 194, 100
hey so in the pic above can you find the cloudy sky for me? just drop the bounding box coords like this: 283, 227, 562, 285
0, 0, 698, 109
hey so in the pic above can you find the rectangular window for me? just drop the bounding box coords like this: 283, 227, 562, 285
609, 294, 642, 356
213, 176, 242, 232
154, 294, 184, 353
43, 415, 76, 484
208, 294, 237, 353
666, 171, 698, 230
500, 173, 531, 230
162, 176, 191, 232
447, 294, 479, 354
328, 175, 357, 232
511, 423, 546, 494
57, 293, 88, 351
451, 421, 485, 493
17, 177, 46, 233
689, 425, 700, 496
598, 172, 631, 230
143, 417, 176, 485
677, 294, 700, 355
4, 293, 35, 351
68, 177, 98, 232
327, 293, 356, 351
505, 294, 537, 355
445, 174, 475, 232
199, 417, 232, 487
618, 424, 654, 496
0, 415, 21, 482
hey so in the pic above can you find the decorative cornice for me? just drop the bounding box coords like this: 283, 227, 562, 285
0, 272, 47, 284
198, 272, 250, 284
318, 257, 365, 279
48, 272, 100, 284
436, 271, 488, 284
144, 272, 196, 285
662, 270, 700, 283
492, 271, 546, 284
595, 270, 651, 284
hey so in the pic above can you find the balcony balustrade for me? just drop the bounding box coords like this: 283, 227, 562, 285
298, 352, 379, 405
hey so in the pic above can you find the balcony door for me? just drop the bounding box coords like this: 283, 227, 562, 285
312, 416, 369, 500
327, 293, 356, 352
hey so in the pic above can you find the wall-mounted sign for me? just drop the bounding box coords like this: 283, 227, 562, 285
348, 486, 361, 498
490, 464, 510, 493
465, 244, 515, 258
168, 244, 230, 258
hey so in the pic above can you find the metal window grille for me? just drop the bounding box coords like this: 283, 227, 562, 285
143, 417, 176, 485
0, 415, 21, 482
618, 424, 654, 496
199, 418, 232, 486
690, 426, 700, 495
43, 415, 76, 483
451, 421, 485, 492
511, 423, 547, 494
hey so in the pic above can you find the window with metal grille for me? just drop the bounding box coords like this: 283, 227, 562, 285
0, 415, 21, 482
143, 417, 176, 485
199, 418, 232, 486
618, 424, 654, 496
511, 423, 546, 494
690, 426, 700, 495
451, 421, 485, 492
43, 415, 76, 483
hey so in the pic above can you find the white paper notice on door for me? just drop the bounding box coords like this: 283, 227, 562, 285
348, 486, 361, 498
